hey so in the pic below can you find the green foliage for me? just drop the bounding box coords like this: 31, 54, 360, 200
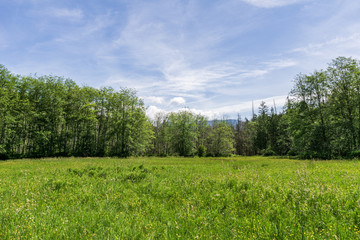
206, 120, 235, 157
167, 110, 198, 156
232, 56, 360, 159
197, 145, 207, 157
286, 57, 360, 158
254, 101, 270, 152
1, 156, 360, 239
263, 147, 276, 156
4, 56, 360, 160
234, 117, 256, 156
151, 112, 170, 156
348, 149, 360, 159
0, 66, 153, 159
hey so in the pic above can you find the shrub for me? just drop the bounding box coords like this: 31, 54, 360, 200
263, 148, 276, 156
197, 145, 207, 157
349, 150, 360, 159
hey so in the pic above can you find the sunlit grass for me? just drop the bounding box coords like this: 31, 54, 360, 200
1, 156, 360, 239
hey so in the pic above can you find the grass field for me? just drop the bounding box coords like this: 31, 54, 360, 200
1, 156, 360, 239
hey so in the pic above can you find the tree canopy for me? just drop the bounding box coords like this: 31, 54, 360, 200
2, 56, 360, 159
0, 65, 153, 159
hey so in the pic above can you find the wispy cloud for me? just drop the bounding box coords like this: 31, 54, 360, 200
264, 59, 297, 70
3, 0, 360, 120
110, 0, 265, 95
291, 33, 360, 57
46, 7, 84, 21
241, 0, 308, 8
51, 12, 114, 44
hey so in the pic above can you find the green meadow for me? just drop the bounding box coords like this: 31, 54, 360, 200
1, 156, 360, 239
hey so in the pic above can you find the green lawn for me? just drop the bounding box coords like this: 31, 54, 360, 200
1, 156, 360, 239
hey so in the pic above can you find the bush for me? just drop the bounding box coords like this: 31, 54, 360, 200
287, 149, 297, 156
197, 145, 207, 157
263, 148, 276, 156
349, 150, 360, 159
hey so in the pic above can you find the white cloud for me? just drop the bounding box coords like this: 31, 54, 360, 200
122, 0, 360, 120
239, 69, 268, 78
264, 59, 297, 70
47, 8, 84, 21
212, 95, 287, 114
111, 1, 267, 95
7, 0, 360, 124
145, 105, 216, 121
285, 33, 360, 75
241, 0, 307, 8
199, 95, 288, 119
170, 97, 186, 105
291, 33, 360, 56
146, 105, 165, 120
162, 62, 236, 91
146, 95, 288, 120
144, 96, 164, 104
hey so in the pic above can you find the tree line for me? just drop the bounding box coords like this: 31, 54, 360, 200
232, 56, 360, 159
286, 57, 360, 158
0, 66, 152, 159
1, 56, 360, 159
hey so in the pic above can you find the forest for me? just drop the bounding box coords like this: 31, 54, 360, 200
1, 56, 360, 160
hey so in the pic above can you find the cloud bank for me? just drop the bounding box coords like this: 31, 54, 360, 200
1, 0, 360, 119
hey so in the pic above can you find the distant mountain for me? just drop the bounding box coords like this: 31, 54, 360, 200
207, 119, 238, 127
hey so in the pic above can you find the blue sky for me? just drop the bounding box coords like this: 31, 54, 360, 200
1, 0, 360, 119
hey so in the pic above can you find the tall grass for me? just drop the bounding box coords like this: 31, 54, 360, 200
1, 156, 360, 239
